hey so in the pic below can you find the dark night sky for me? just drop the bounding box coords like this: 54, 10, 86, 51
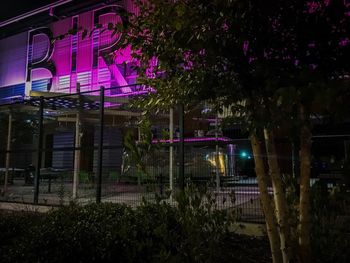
0, 0, 58, 22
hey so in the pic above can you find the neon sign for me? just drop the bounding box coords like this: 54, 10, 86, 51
0, 4, 138, 100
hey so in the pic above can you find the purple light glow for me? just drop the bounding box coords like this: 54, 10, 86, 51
103, 102, 122, 108
152, 137, 232, 143
307, 1, 321, 13
0, 4, 141, 98
243, 41, 249, 55
108, 89, 152, 97
339, 38, 350, 47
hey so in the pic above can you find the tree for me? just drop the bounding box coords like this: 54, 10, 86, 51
111, 0, 350, 262
0, 108, 38, 154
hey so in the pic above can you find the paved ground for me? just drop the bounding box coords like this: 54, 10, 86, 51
1, 178, 264, 222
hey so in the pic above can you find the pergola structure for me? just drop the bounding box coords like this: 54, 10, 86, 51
0, 85, 184, 204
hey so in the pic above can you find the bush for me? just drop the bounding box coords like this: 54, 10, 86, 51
0, 190, 270, 263
0, 210, 43, 250
310, 182, 350, 263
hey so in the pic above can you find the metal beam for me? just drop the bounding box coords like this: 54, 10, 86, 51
178, 104, 185, 191
96, 87, 105, 203
34, 97, 44, 204
0, 0, 73, 28
3, 113, 12, 196
169, 108, 174, 200
72, 114, 81, 198
29, 90, 130, 104
215, 113, 220, 192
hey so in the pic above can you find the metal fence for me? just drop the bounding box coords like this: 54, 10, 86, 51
0, 85, 264, 222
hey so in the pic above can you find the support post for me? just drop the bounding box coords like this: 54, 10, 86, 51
292, 142, 296, 178
215, 114, 220, 192
73, 84, 81, 199
34, 97, 44, 204
3, 113, 12, 196
96, 86, 104, 203
169, 108, 174, 200
227, 144, 236, 177
345, 140, 348, 161
178, 104, 185, 190
137, 126, 141, 186
72, 112, 81, 199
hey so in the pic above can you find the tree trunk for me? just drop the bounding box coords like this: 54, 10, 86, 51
299, 106, 312, 263
264, 128, 291, 263
251, 133, 283, 263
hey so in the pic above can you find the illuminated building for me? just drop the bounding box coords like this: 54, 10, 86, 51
0, 1, 241, 204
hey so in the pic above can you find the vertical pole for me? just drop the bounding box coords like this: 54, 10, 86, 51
178, 104, 185, 190
227, 144, 236, 177
344, 140, 348, 161
292, 142, 296, 178
215, 114, 220, 192
73, 84, 81, 199
96, 86, 104, 203
3, 113, 12, 195
34, 97, 44, 204
169, 108, 174, 200
137, 126, 141, 186
72, 112, 81, 199
137, 126, 141, 142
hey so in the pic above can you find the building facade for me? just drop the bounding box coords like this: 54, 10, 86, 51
0, 0, 141, 102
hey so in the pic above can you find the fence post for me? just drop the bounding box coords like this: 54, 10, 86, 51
169, 108, 174, 200
159, 173, 163, 196
73, 83, 81, 199
179, 104, 185, 191
96, 86, 104, 203
3, 113, 12, 196
72, 112, 81, 198
215, 113, 220, 192
34, 96, 44, 204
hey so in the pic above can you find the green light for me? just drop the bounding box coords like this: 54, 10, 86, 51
240, 151, 248, 158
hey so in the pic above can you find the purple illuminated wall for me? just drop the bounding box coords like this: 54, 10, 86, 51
0, 0, 140, 100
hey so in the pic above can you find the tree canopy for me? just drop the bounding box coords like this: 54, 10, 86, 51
120, 0, 349, 129
117, 1, 350, 262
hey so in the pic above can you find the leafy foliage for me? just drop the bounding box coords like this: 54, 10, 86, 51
0, 110, 38, 150
282, 177, 350, 263
310, 182, 350, 263
123, 118, 157, 176
119, 3, 350, 261
0, 191, 270, 263
119, 0, 350, 132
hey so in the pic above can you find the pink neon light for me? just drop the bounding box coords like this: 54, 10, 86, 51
82, 88, 153, 101
152, 137, 232, 143
0, 3, 151, 100
108, 64, 131, 92
49, 7, 138, 93
108, 90, 150, 97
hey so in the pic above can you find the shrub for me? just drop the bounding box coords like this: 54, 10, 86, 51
0, 190, 270, 263
310, 182, 350, 263
0, 210, 43, 250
